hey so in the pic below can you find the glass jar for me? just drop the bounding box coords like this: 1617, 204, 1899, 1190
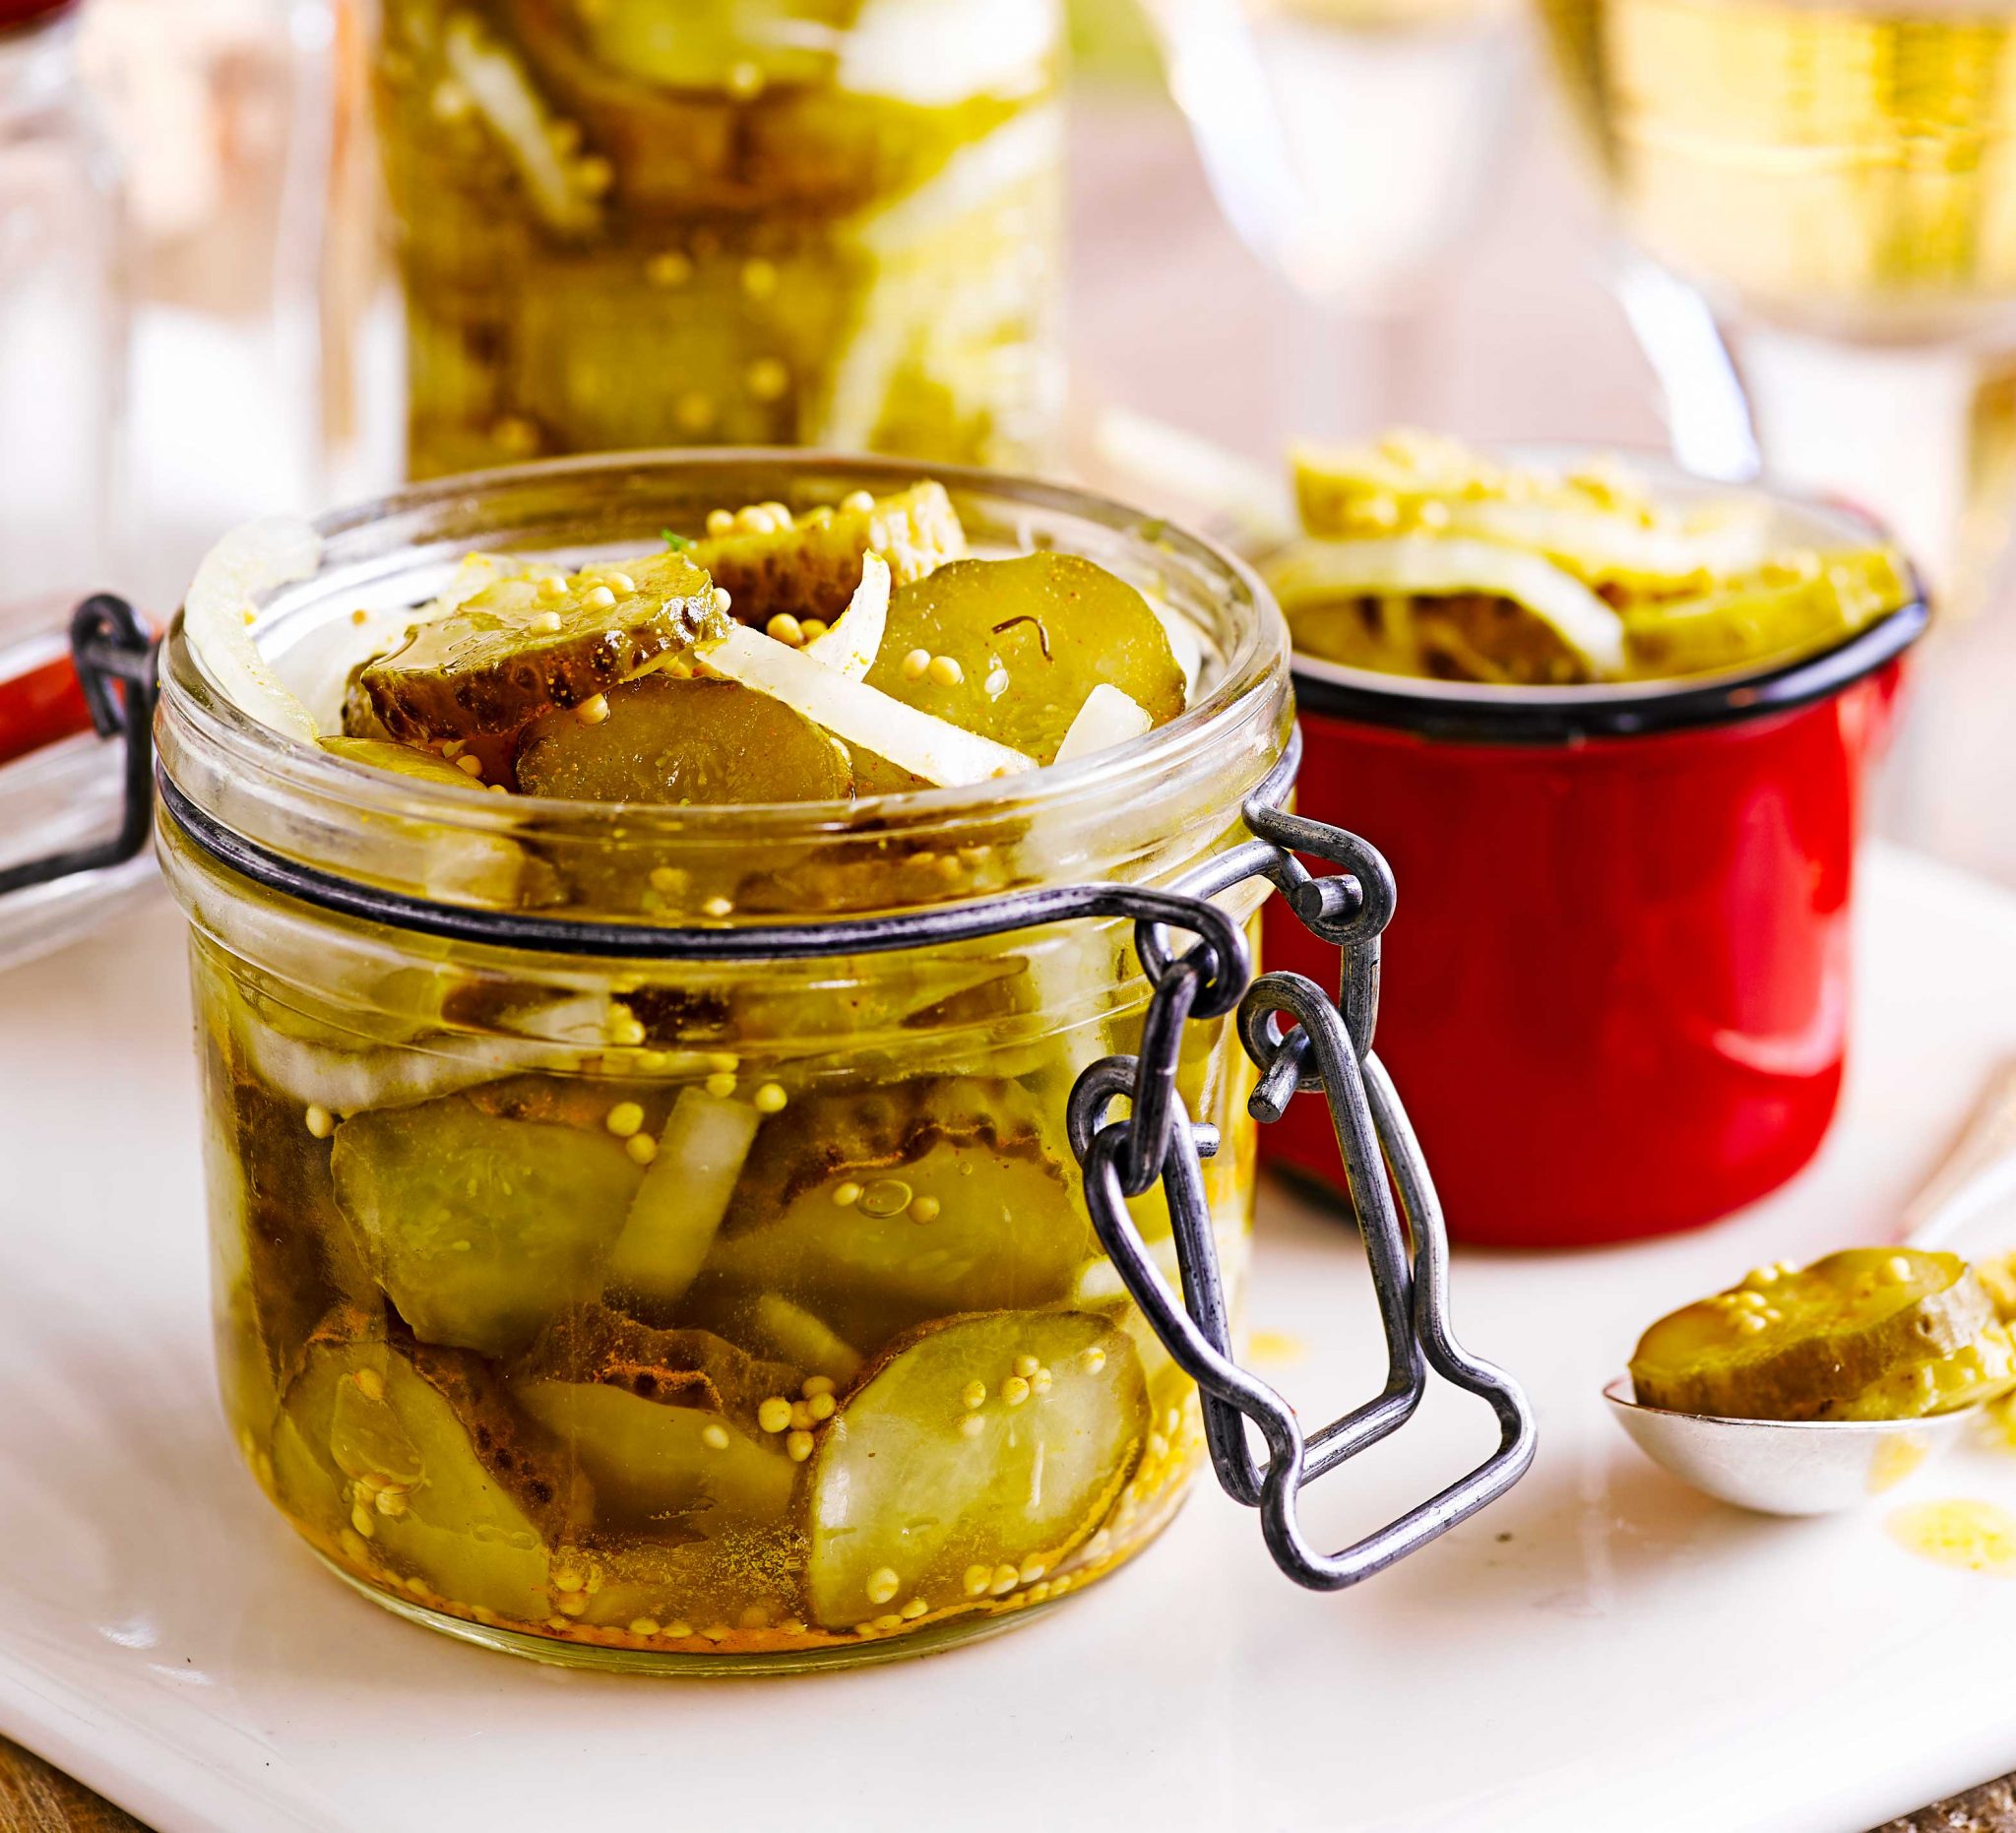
153, 455, 1280, 1668
0, 0, 125, 616
150, 454, 1531, 1669
371, 1, 1066, 478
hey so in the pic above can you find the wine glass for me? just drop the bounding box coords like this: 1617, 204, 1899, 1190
1537, 0, 2016, 880
1141, 0, 1525, 438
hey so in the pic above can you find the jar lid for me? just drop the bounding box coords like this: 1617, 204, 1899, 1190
0, 0, 78, 31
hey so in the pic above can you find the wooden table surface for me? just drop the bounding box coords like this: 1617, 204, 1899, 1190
9, 61, 2015, 1833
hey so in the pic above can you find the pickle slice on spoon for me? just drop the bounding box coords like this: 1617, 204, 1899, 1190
1607, 1066, 2016, 1513
1628, 1248, 1994, 1423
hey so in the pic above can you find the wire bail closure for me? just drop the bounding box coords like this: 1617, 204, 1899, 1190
1065, 789, 1537, 1590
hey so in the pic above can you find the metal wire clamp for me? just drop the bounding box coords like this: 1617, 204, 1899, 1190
1065, 789, 1537, 1590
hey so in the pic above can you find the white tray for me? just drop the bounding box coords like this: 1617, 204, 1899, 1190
5, 844, 2016, 1833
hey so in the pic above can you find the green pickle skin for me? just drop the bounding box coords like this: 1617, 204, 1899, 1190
375, 0, 1065, 477
191, 891, 1259, 1666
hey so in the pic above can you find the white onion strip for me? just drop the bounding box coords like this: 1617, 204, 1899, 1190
1053, 684, 1152, 764
802, 552, 891, 680
698, 624, 1034, 787
1268, 537, 1627, 676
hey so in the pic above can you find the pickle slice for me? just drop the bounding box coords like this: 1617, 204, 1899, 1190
513, 675, 853, 803
516, 1382, 795, 1535
692, 483, 967, 625
1629, 1249, 1996, 1422
864, 553, 1187, 766
360, 555, 724, 742
317, 737, 531, 903
1821, 1322, 2016, 1422
330, 1090, 645, 1358
203, 1023, 379, 1427
271, 1311, 589, 1623
499, 0, 1015, 217
515, 1304, 801, 1421
570, 0, 850, 93
513, 1309, 800, 1545
1621, 549, 1911, 679
702, 1077, 1095, 1355
1292, 433, 1777, 594
806, 1309, 1147, 1629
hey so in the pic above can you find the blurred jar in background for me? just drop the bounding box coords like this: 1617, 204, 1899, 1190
370, 0, 1066, 478
79, 0, 332, 604
0, 0, 124, 620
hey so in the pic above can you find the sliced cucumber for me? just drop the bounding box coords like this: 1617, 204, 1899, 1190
807, 1309, 1146, 1628
1621, 549, 1911, 679
864, 553, 1186, 766
359, 552, 723, 742
513, 675, 853, 804
330, 1090, 644, 1357
690, 482, 967, 624
515, 1381, 795, 1534
199, 1007, 378, 1414
271, 1312, 589, 1623
705, 1076, 1093, 1355
1821, 1321, 2016, 1422
1630, 1248, 1995, 1422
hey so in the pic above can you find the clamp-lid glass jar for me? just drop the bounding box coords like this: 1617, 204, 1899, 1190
152, 453, 1532, 1671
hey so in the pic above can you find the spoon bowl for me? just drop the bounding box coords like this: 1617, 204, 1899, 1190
1602, 1376, 1979, 1515
1603, 1061, 2016, 1515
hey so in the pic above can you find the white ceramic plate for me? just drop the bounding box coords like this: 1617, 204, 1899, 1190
5, 848, 2016, 1833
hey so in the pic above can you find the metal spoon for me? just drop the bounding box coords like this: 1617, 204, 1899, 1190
1605, 1064, 2016, 1515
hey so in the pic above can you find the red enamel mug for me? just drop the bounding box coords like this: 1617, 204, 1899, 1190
1261, 476, 1928, 1247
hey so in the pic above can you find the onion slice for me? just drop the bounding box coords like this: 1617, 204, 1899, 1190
1268, 537, 1627, 677
603, 1089, 760, 1309
1053, 684, 1153, 764
698, 623, 1034, 787
185, 516, 324, 741
802, 551, 891, 680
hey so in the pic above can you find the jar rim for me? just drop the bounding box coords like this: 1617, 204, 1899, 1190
157, 451, 1294, 926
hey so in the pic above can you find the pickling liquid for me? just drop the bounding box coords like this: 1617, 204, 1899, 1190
1887, 1496, 2016, 1572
